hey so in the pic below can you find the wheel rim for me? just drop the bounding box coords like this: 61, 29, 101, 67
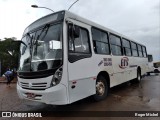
96, 80, 105, 96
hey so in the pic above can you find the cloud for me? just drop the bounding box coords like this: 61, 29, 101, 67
0, 0, 159, 61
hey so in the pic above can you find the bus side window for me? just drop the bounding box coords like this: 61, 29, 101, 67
68, 25, 75, 51
92, 28, 110, 55
68, 24, 90, 53
109, 34, 122, 56
68, 24, 91, 63
122, 38, 132, 56
137, 44, 143, 57
142, 46, 147, 57
74, 28, 90, 53
131, 42, 138, 57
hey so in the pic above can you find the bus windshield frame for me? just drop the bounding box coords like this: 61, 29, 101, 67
18, 11, 65, 79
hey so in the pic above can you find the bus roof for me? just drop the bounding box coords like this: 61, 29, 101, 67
65, 10, 145, 47
23, 10, 145, 47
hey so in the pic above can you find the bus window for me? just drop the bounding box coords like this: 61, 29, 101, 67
137, 44, 143, 57
92, 28, 110, 55
122, 38, 132, 56
142, 46, 147, 57
109, 34, 122, 55
68, 25, 90, 53
131, 42, 138, 57
68, 24, 91, 62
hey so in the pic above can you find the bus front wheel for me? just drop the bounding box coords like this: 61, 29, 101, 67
93, 75, 108, 101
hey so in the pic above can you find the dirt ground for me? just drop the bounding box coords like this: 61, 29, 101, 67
0, 74, 159, 120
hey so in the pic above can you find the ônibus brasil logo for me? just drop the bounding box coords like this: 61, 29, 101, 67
119, 57, 129, 69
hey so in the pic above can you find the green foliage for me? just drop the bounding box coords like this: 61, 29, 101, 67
0, 37, 20, 75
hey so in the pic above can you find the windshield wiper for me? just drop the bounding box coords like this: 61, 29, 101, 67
34, 24, 51, 45
26, 33, 33, 53
33, 24, 51, 58
26, 33, 33, 44
26, 33, 34, 71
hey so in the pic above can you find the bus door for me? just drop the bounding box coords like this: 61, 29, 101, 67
67, 19, 95, 103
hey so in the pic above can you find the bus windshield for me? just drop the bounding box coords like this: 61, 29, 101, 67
19, 23, 63, 72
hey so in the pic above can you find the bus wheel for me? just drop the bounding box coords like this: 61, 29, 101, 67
137, 70, 141, 83
93, 76, 108, 101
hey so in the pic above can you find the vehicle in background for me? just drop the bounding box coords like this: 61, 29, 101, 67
154, 66, 160, 74
147, 54, 159, 75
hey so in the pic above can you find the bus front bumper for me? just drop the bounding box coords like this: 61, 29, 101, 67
17, 83, 68, 105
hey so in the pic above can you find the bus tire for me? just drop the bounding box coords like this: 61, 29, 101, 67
93, 75, 108, 101
136, 69, 141, 83
154, 69, 159, 73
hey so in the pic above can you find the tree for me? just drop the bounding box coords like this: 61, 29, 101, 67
0, 37, 20, 75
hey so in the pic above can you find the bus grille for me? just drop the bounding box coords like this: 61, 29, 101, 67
20, 82, 48, 90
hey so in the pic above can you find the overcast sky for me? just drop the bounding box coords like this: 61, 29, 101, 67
0, 0, 159, 61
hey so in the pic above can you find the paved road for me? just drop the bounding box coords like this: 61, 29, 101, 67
0, 74, 160, 120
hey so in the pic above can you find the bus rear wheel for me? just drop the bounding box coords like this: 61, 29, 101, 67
93, 75, 108, 101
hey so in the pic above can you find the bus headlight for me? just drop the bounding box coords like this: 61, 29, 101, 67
51, 67, 63, 86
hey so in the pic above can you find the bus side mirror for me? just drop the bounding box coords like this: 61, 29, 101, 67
73, 25, 80, 38
68, 24, 80, 39
12, 40, 27, 55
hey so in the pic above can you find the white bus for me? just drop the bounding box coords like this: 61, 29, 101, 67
17, 10, 148, 105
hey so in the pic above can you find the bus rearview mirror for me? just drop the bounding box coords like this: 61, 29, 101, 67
73, 25, 80, 38
69, 24, 80, 39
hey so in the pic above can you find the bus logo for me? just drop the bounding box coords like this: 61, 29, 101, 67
119, 57, 129, 69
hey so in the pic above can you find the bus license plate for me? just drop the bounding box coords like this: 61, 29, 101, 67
26, 93, 36, 99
